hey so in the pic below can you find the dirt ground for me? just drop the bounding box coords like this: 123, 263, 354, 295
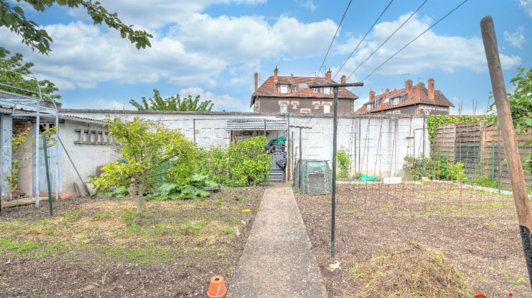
295, 182, 530, 297
0, 186, 264, 297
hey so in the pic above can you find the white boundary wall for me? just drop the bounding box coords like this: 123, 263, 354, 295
60, 110, 430, 177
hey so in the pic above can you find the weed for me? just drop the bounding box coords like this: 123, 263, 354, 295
0, 238, 39, 257
94, 211, 113, 221
62, 210, 83, 222
183, 220, 208, 235
214, 197, 224, 206
223, 226, 234, 235
121, 208, 137, 227
98, 245, 177, 265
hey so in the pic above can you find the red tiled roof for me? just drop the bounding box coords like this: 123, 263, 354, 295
251, 75, 358, 106
355, 82, 453, 114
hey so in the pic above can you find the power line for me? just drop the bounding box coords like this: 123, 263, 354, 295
362, 0, 471, 81
317, 0, 353, 76
333, 0, 395, 79
346, 0, 428, 81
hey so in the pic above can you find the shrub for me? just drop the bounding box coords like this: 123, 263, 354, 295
337, 150, 350, 179
403, 155, 467, 182
202, 136, 271, 187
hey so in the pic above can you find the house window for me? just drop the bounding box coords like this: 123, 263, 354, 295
323, 87, 331, 95
280, 103, 288, 113
279, 85, 290, 94
367, 104, 372, 111
300, 108, 311, 113
323, 105, 331, 114
312, 101, 320, 109
291, 101, 299, 109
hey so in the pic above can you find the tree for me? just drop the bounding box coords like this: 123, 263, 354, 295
129, 89, 214, 112
92, 117, 197, 214
0, 0, 152, 54
0, 47, 60, 100
489, 67, 532, 175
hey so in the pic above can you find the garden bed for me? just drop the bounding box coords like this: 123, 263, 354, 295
0, 186, 264, 296
296, 183, 529, 297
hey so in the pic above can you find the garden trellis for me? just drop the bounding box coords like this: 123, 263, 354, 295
0, 71, 59, 216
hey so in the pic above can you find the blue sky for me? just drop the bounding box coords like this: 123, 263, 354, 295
1, 0, 531, 114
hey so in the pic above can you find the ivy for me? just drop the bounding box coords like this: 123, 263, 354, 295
426, 115, 487, 145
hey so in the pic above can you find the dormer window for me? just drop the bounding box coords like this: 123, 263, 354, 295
279, 85, 290, 94
367, 104, 372, 111
323, 87, 331, 95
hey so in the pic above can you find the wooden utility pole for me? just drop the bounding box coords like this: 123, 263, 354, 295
309, 81, 363, 258
481, 16, 532, 287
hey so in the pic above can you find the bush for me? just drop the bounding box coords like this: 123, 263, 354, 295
202, 136, 271, 187
403, 155, 467, 182
337, 150, 350, 179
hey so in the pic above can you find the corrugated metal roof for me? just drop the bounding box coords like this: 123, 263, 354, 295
226, 119, 287, 131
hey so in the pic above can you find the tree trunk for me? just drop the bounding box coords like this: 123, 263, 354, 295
136, 182, 145, 215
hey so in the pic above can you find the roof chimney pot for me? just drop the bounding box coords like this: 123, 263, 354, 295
405, 80, 413, 94
325, 69, 332, 82
340, 74, 347, 84
273, 66, 278, 83
369, 90, 376, 102
254, 72, 259, 91
428, 78, 435, 100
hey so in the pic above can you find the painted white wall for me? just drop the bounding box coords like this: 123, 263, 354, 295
59, 120, 119, 193
61, 111, 430, 178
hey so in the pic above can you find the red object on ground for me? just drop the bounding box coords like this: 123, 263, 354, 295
60, 192, 74, 201
207, 275, 227, 298
508, 293, 513, 297
474, 294, 487, 298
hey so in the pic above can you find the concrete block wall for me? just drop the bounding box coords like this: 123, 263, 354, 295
0, 114, 12, 196
60, 110, 429, 179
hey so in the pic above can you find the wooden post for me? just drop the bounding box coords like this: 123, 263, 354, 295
481, 16, 532, 287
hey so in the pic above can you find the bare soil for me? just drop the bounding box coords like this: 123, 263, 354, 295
0, 186, 264, 297
295, 182, 530, 297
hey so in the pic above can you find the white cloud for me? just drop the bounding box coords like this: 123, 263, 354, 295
97, 0, 267, 29
336, 14, 521, 78
520, 0, 532, 18
178, 87, 248, 111
68, 98, 133, 110
1, 14, 336, 92
504, 26, 526, 48
301, 0, 317, 11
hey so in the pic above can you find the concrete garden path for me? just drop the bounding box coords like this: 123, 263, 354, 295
229, 185, 327, 298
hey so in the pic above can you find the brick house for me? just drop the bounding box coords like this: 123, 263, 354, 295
250, 67, 359, 115
355, 79, 454, 115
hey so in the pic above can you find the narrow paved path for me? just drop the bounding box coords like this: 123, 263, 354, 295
229, 185, 327, 298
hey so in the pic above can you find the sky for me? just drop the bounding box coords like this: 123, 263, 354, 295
1, 0, 531, 114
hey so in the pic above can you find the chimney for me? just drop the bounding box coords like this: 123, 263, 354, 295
428, 78, 435, 100
273, 66, 278, 83
340, 74, 347, 84
325, 69, 332, 82
385, 88, 391, 98
405, 80, 412, 94
369, 90, 375, 102
254, 72, 259, 91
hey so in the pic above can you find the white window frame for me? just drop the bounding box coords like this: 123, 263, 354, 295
279, 85, 290, 94
323, 87, 331, 95
280, 103, 288, 113
323, 105, 331, 114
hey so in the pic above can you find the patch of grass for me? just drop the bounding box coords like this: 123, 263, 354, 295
351, 242, 471, 297
93, 211, 113, 221
98, 245, 178, 265
183, 220, 208, 235
33, 242, 69, 258
223, 226, 234, 235
62, 210, 83, 222
29, 219, 55, 236
214, 197, 224, 206
121, 208, 137, 227
0, 238, 40, 257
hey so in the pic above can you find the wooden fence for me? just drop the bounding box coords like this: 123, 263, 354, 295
434, 121, 531, 188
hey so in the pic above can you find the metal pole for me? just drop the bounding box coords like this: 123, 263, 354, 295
291, 131, 295, 185
331, 87, 338, 258
192, 119, 196, 145
299, 127, 302, 189
481, 16, 532, 287
42, 133, 53, 216
35, 111, 40, 206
